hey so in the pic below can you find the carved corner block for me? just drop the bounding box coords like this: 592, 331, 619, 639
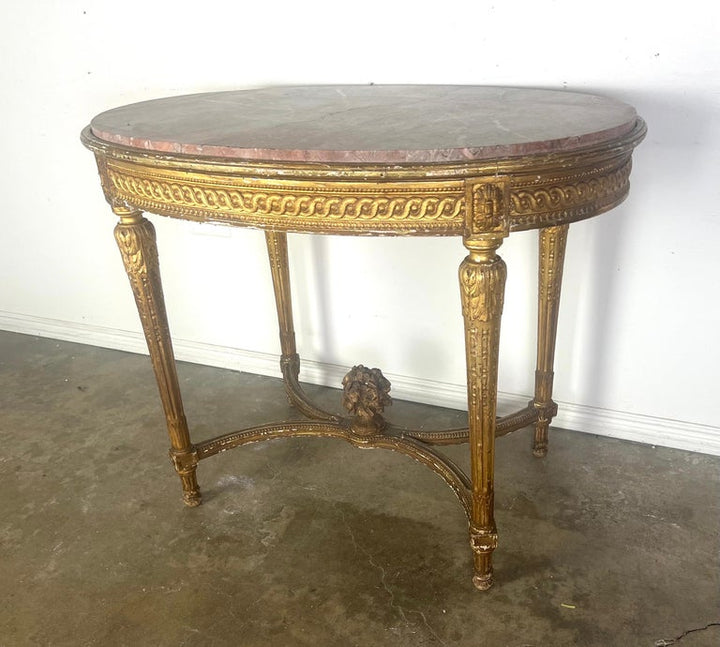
463, 177, 511, 247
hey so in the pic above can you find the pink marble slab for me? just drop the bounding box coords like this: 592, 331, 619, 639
90, 85, 638, 164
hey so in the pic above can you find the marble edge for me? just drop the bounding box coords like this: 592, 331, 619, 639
90, 119, 637, 165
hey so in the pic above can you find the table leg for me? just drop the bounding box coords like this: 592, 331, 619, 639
459, 241, 506, 590
113, 207, 201, 506
533, 224, 569, 457
265, 230, 304, 402
265, 231, 299, 381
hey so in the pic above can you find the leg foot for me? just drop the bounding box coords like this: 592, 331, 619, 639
170, 448, 202, 506
178, 469, 202, 507
470, 526, 498, 590
532, 419, 549, 457
473, 571, 494, 591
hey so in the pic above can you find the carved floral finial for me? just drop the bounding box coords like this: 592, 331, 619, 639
342, 365, 392, 435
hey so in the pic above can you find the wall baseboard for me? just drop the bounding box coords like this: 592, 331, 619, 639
2, 310, 719, 456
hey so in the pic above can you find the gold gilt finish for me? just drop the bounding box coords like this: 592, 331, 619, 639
112, 207, 201, 506
81, 110, 645, 591
533, 224, 569, 457
84, 121, 643, 236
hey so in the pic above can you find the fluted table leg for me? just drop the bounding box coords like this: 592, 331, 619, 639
459, 238, 507, 590
113, 206, 200, 506
265, 231, 300, 389
533, 224, 569, 457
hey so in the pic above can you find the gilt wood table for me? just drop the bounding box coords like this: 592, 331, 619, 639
82, 85, 645, 589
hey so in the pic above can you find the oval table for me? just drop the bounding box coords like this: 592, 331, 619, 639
81, 85, 645, 590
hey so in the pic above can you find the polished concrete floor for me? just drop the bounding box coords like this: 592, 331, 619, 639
1, 330, 718, 646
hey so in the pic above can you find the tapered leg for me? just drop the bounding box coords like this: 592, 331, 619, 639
533, 224, 569, 457
459, 242, 506, 590
265, 231, 341, 422
265, 231, 300, 390
113, 206, 201, 506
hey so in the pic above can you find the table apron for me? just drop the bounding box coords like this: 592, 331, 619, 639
94, 152, 634, 235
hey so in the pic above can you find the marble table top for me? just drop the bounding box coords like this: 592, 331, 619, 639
90, 85, 638, 164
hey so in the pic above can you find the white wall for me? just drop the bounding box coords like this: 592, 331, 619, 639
1, 1, 719, 453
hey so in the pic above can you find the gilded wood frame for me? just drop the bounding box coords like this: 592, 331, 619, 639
82, 116, 646, 589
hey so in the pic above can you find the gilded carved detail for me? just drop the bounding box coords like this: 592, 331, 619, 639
459, 256, 506, 424
538, 225, 569, 303
94, 156, 113, 205
469, 180, 509, 234
194, 419, 473, 517
102, 157, 632, 233
342, 365, 392, 436
459, 258, 507, 323
511, 161, 631, 214
510, 160, 632, 228
533, 224, 569, 457
113, 215, 201, 506
108, 167, 465, 223
114, 219, 157, 277
459, 249, 506, 589
80, 103, 644, 592
265, 230, 288, 274
462, 325, 500, 446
